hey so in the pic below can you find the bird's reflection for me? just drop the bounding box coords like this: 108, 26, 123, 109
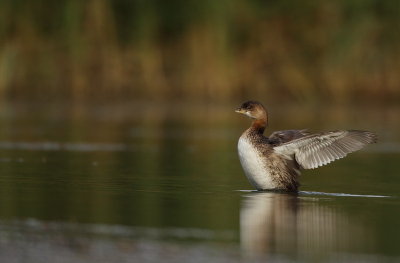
240, 192, 374, 260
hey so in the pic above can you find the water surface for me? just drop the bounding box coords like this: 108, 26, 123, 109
0, 102, 399, 262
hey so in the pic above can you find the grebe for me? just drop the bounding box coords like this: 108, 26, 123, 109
235, 101, 377, 191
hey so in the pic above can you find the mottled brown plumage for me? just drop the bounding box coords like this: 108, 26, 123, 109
235, 101, 377, 192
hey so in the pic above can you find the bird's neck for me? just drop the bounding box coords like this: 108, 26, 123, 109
251, 118, 267, 134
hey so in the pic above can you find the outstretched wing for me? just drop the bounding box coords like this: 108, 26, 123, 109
273, 130, 377, 169
268, 129, 310, 145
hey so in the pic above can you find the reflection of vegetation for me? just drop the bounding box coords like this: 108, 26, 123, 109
0, 102, 244, 229
0, 0, 399, 103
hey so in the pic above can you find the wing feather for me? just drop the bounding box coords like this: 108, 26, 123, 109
268, 129, 310, 145
273, 130, 377, 169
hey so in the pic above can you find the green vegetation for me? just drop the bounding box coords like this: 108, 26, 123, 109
0, 0, 399, 103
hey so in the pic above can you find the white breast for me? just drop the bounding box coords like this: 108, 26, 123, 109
237, 136, 275, 190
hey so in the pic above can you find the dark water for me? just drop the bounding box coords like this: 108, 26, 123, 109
0, 102, 399, 263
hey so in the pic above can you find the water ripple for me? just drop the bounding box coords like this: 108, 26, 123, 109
0, 141, 129, 152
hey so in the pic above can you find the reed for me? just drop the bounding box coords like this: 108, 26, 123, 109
0, 0, 399, 104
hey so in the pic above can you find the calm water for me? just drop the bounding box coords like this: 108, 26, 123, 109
0, 101, 399, 263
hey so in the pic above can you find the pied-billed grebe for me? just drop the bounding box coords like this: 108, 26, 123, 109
235, 101, 377, 191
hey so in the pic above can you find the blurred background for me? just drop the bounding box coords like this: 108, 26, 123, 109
0, 0, 399, 104
0, 1, 400, 262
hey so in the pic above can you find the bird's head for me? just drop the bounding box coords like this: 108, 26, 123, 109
235, 100, 267, 120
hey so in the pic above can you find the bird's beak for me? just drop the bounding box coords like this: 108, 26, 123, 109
235, 107, 245, 114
